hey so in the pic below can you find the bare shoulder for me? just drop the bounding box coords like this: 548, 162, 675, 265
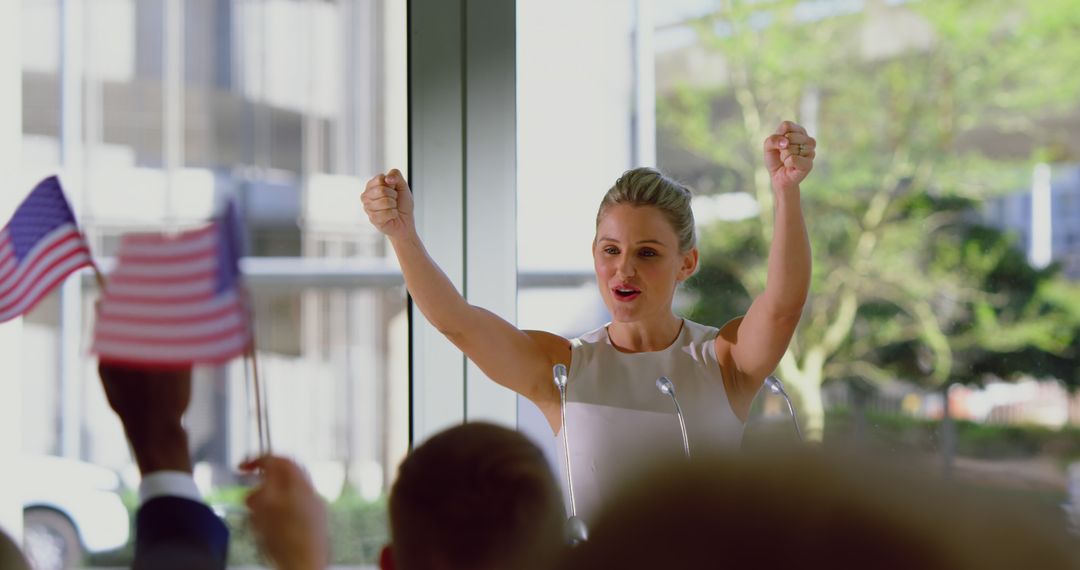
713, 316, 753, 422
713, 316, 744, 361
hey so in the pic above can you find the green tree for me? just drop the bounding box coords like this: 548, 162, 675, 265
659, 0, 1080, 440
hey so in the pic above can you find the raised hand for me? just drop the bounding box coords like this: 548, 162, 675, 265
362, 168, 415, 240
763, 121, 816, 194
99, 363, 193, 474
241, 455, 329, 570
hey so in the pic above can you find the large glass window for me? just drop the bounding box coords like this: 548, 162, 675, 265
13, 0, 407, 566
517, 0, 1080, 529
653, 0, 1080, 476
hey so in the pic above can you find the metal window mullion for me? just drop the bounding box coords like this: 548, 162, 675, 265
463, 0, 518, 427
408, 0, 467, 445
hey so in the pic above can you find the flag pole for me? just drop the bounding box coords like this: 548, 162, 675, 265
241, 275, 270, 456
246, 342, 268, 456
91, 264, 106, 292
252, 339, 271, 454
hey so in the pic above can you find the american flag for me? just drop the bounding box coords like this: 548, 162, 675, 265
92, 203, 251, 368
0, 176, 94, 323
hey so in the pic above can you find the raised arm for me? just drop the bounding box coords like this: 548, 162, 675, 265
716, 121, 813, 417
362, 170, 565, 415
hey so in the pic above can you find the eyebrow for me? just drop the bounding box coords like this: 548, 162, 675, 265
597, 237, 667, 246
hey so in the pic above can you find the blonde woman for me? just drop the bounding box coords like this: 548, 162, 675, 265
363, 121, 814, 517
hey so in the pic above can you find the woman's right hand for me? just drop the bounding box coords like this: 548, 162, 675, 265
362, 168, 415, 240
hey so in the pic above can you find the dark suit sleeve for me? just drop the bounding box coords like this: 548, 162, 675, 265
133, 496, 230, 570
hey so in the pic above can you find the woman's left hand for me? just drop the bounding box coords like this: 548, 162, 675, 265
764, 120, 816, 194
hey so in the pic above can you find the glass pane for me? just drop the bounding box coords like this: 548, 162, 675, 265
518, 0, 1080, 547
517, 0, 636, 330
12, 0, 408, 566
654, 0, 1080, 528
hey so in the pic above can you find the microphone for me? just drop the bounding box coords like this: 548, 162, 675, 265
553, 364, 587, 545
764, 375, 803, 442
656, 376, 690, 458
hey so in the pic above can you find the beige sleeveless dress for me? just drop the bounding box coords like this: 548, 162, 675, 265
555, 319, 745, 520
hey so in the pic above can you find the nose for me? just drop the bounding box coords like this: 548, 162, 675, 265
615, 253, 636, 279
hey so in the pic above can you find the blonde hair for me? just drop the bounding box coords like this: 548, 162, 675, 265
596, 167, 696, 252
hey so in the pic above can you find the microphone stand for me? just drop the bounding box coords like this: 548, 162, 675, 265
764, 375, 803, 442
553, 364, 588, 545
656, 376, 690, 458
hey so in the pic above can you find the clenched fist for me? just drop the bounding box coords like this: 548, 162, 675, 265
362, 168, 415, 240
764, 121, 816, 194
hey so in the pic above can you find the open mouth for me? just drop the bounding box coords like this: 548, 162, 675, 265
612, 285, 641, 302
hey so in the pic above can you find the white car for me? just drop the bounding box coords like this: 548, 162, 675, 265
21, 456, 130, 570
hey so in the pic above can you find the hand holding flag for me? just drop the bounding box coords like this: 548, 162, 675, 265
93, 202, 271, 454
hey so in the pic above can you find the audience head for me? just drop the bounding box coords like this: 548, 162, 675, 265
383, 422, 566, 570
0, 529, 30, 570
559, 450, 1080, 570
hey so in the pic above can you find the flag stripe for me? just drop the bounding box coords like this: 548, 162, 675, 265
96, 311, 245, 340
108, 269, 216, 286
94, 332, 250, 365
0, 251, 92, 321
103, 291, 216, 305
0, 240, 91, 313
0, 249, 16, 282
0, 225, 86, 299
118, 229, 216, 258
0, 233, 13, 264
110, 256, 218, 279
120, 224, 215, 247
0, 227, 84, 295
95, 323, 247, 346
117, 247, 218, 266
104, 278, 214, 299
97, 292, 241, 321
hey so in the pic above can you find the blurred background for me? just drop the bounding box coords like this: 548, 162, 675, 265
2, 0, 1080, 568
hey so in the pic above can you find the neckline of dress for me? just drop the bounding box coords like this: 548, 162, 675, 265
603, 318, 687, 354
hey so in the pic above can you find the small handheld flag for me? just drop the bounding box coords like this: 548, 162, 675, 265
92, 203, 251, 368
0, 176, 95, 323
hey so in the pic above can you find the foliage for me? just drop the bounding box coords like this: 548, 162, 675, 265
86, 488, 389, 567
660, 0, 1080, 439
826, 408, 1080, 464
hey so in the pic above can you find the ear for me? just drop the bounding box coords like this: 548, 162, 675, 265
379, 544, 395, 570
677, 247, 699, 281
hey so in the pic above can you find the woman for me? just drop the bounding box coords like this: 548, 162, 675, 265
363, 121, 814, 517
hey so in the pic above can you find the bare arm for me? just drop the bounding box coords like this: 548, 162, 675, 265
717, 122, 814, 415
363, 170, 566, 411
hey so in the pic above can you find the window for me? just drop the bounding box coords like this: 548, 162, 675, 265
7, 0, 407, 565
